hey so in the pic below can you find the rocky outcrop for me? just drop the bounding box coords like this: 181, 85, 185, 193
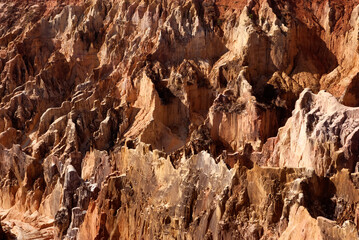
208, 69, 282, 152
256, 89, 359, 176
76, 143, 359, 240
0, 0, 358, 239
78, 143, 233, 239
280, 205, 359, 240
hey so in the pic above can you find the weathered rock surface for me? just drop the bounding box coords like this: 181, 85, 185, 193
0, 0, 358, 239
257, 89, 359, 176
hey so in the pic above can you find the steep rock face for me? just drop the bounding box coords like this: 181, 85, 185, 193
0, 0, 358, 239
257, 89, 359, 177
208, 69, 282, 152
79, 143, 233, 239
78, 144, 359, 240
280, 205, 359, 240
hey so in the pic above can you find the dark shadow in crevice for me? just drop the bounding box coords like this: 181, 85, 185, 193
302, 175, 337, 220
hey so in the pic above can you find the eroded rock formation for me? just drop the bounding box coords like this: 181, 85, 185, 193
0, 0, 358, 239
255, 89, 359, 176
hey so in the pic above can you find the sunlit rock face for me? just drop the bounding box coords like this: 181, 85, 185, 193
256, 89, 359, 177
0, 0, 358, 239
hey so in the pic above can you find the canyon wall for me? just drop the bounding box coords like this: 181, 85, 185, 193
0, 0, 358, 239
